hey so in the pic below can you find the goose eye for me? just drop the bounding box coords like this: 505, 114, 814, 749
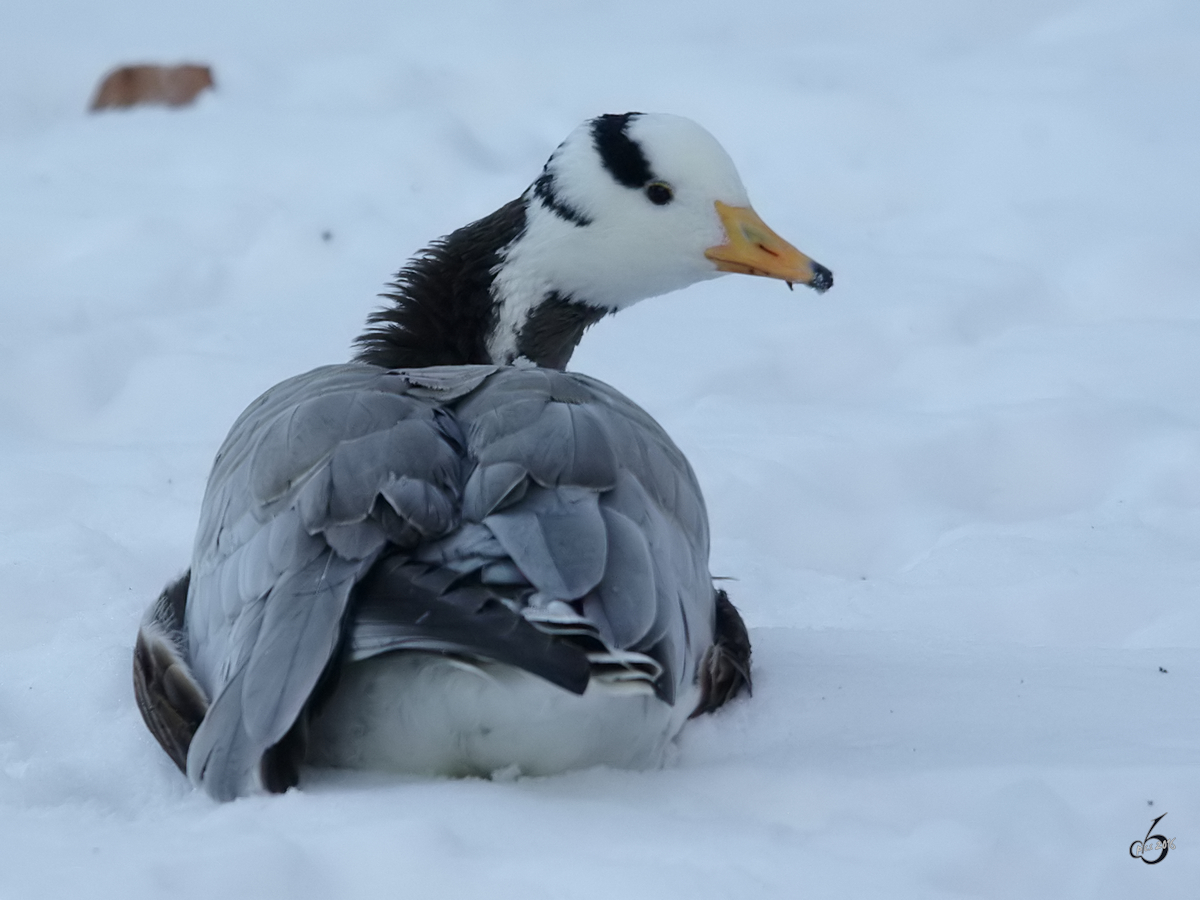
645, 182, 674, 206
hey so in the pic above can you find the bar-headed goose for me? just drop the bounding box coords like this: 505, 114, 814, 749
134, 112, 832, 800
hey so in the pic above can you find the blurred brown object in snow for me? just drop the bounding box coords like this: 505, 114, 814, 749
90, 64, 215, 111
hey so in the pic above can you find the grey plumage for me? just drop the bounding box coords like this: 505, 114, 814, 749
178, 364, 715, 799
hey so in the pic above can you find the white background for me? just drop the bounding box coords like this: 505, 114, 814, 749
0, 0, 1196, 896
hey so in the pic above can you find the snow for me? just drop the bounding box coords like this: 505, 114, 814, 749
1, 0, 1198, 895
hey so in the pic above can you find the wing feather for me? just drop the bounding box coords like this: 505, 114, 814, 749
183, 365, 482, 797
179, 363, 719, 798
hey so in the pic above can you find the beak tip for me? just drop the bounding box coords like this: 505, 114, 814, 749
809, 262, 833, 294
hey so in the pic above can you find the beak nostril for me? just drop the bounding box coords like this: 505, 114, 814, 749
756, 243, 780, 259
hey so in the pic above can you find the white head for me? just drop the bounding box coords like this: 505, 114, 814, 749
488, 113, 830, 364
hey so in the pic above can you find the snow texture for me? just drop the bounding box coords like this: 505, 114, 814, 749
1, 0, 1197, 896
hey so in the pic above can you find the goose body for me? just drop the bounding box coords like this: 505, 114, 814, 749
134, 113, 831, 799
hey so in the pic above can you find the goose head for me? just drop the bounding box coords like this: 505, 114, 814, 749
357, 112, 831, 370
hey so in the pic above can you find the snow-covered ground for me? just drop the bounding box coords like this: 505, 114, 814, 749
2, 0, 1198, 896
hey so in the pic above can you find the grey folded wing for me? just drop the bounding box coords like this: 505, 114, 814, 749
444, 367, 715, 704
183, 364, 486, 799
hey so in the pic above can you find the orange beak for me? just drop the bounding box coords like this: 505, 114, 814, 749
704, 201, 832, 293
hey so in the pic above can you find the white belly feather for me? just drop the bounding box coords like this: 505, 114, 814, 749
306, 653, 700, 777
